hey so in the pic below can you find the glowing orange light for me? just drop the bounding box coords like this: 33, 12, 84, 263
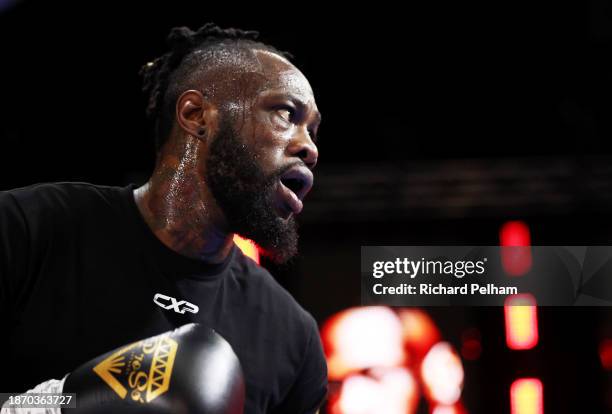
397, 309, 441, 363
332, 367, 418, 414
500, 221, 532, 276
321, 307, 405, 380
504, 294, 538, 350
233, 234, 260, 264
334, 375, 379, 414
421, 342, 464, 405
432, 405, 465, 414
510, 378, 543, 414
432, 406, 456, 414
599, 339, 612, 370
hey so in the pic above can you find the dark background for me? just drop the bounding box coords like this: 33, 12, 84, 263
1, 1, 612, 412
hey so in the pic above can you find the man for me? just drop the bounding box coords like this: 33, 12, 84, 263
0, 23, 326, 413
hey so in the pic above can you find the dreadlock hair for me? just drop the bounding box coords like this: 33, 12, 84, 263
140, 23, 291, 152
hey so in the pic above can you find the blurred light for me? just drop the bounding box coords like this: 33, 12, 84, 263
432, 405, 462, 414
504, 294, 538, 350
499, 221, 532, 276
461, 340, 481, 361
510, 378, 543, 414
599, 339, 612, 370
233, 234, 260, 264
433, 407, 455, 414
335, 375, 378, 414
500, 221, 531, 246
370, 367, 419, 414
397, 309, 441, 362
460, 328, 482, 361
322, 307, 405, 380
333, 367, 418, 414
421, 342, 464, 405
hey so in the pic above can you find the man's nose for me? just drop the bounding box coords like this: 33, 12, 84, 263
287, 131, 318, 169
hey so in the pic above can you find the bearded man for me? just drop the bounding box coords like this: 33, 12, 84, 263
0, 23, 325, 414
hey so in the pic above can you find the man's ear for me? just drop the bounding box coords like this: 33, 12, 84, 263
175, 89, 219, 140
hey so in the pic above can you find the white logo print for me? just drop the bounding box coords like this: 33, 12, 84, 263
153, 293, 199, 315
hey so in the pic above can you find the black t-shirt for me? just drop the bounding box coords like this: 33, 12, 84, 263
0, 182, 327, 413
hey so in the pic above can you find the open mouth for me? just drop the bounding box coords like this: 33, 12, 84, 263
281, 177, 306, 197
276, 165, 314, 217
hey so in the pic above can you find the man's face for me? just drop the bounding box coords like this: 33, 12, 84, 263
205, 50, 320, 263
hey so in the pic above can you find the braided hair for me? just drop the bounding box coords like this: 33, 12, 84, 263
140, 23, 291, 150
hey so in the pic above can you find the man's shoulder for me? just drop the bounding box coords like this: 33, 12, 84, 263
2, 182, 127, 218
4, 182, 122, 206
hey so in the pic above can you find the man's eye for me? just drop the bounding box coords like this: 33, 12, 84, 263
276, 108, 293, 123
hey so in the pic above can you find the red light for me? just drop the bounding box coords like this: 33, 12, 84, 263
499, 221, 532, 276
500, 221, 531, 246
233, 234, 260, 264
510, 378, 543, 414
460, 328, 482, 361
504, 294, 538, 350
599, 339, 612, 370
461, 339, 482, 361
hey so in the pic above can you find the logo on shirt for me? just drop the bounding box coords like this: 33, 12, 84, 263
153, 293, 199, 315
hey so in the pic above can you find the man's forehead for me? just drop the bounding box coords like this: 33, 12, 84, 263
197, 48, 316, 108
253, 49, 314, 100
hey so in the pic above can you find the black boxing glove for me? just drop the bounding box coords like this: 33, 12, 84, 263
63, 323, 244, 414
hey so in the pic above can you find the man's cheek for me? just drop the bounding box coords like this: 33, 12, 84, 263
263, 146, 289, 173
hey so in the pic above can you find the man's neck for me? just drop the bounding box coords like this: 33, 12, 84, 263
133, 136, 234, 264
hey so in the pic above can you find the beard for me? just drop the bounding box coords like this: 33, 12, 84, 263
206, 118, 299, 264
